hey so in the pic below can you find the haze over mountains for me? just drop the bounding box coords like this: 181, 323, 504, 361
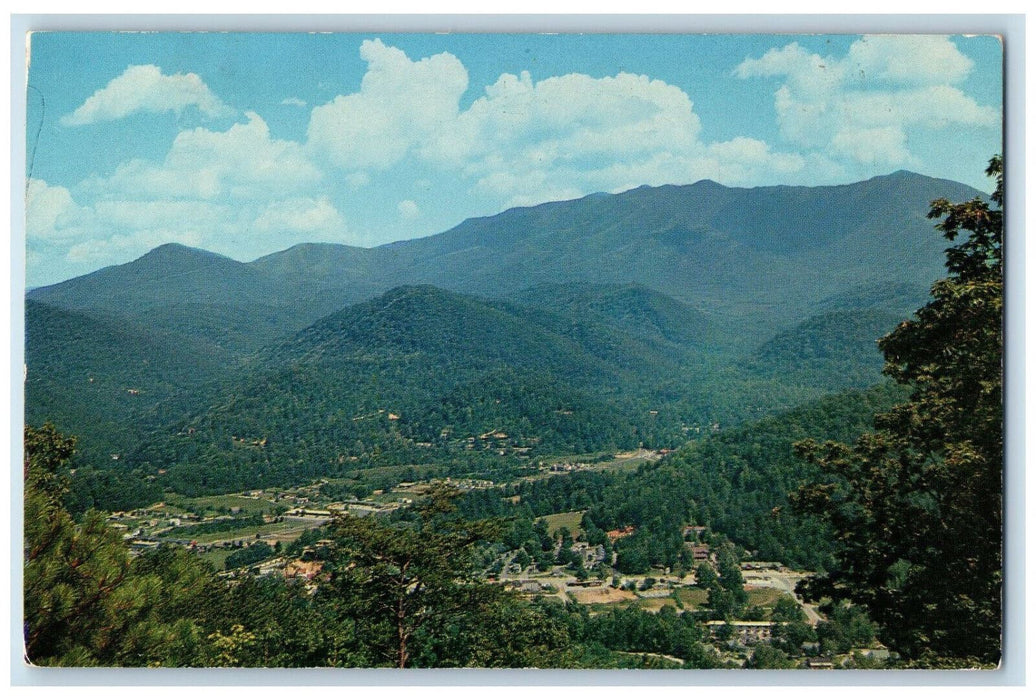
25, 170, 983, 502
30, 170, 977, 340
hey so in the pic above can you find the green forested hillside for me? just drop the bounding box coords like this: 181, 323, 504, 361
31, 278, 913, 503
24, 173, 969, 508
507, 281, 733, 353
656, 381, 909, 569
27, 243, 348, 355
24, 300, 232, 511
25, 300, 222, 460
747, 309, 904, 390
458, 382, 908, 572
126, 286, 723, 495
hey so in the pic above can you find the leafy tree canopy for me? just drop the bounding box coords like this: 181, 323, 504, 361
793, 156, 1003, 666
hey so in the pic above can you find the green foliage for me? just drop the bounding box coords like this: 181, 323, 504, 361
792, 157, 1004, 666
24, 171, 994, 668
813, 601, 878, 656
746, 643, 797, 669
27, 173, 973, 507
28, 426, 729, 668
322, 485, 507, 667
24, 425, 210, 666
662, 382, 908, 568
452, 383, 906, 576
748, 309, 905, 390
224, 543, 276, 570
545, 600, 716, 668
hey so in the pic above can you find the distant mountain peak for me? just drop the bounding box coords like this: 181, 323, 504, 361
138, 242, 234, 263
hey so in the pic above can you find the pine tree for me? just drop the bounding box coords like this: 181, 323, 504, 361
24, 423, 142, 664
24, 424, 210, 666
322, 483, 505, 667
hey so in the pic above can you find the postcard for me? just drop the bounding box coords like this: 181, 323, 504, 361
21, 28, 1005, 673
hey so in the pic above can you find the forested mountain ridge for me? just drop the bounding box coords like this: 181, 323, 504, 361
122, 285, 715, 495
28, 171, 982, 349
506, 281, 733, 353
24, 171, 976, 505
98, 280, 918, 498
25, 300, 223, 460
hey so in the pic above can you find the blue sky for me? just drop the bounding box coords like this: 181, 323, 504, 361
24, 32, 1003, 287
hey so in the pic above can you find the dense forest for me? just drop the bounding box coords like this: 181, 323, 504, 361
453, 382, 908, 572
30, 281, 906, 506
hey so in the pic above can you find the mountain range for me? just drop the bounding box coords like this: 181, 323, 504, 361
25, 170, 982, 502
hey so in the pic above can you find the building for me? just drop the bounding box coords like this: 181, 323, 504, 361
687, 543, 713, 563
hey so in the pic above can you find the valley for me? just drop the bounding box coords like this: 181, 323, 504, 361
23, 170, 997, 669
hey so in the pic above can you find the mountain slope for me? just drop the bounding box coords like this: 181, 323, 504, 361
28, 171, 983, 348
23, 171, 979, 503
275, 170, 979, 332
507, 282, 732, 353
27, 243, 331, 354
25, 300, 223, 463
128, 286, 704, 495
747, 309, 905, 390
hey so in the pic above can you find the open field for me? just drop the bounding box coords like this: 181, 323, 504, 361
195, 548, 234, 570
671, 586, 709, 610
167, 494, 285, 516
183, 518, 325, 545
568, 586, 637, 605
745, 586, 787, 609
633, 595, 682, 613
538, 510, 585, 538
598, 451, 658, 473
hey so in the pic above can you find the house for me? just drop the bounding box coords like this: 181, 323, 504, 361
687, 543, 712, 563
511, 580, 542, 594
568, 579, 604, 588
572, 542, 607, 565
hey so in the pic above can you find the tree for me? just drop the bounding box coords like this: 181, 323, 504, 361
694, 562, 718, 589
746, 643, 796, 669
24, 424, 209, 666
322, 484, 504, 667
25, 424, 136, 664
792, 157, 1003, 666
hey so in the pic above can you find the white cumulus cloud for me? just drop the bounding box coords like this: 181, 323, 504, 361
61, 64, 232, 126
846, 35, 975, 86
307, 39, 468, 170
431, 68, 804, 205
304, 39, 811, 209
736, 35, 999, 168
84, 111, 323, 201
26, 179, 83, 241
253, 196, 345, 234
397, 199, 420, 221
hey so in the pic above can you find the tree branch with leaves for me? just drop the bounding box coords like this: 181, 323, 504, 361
792, 156, 1003, 667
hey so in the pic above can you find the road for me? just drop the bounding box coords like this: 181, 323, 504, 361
742, 568, 823, 625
